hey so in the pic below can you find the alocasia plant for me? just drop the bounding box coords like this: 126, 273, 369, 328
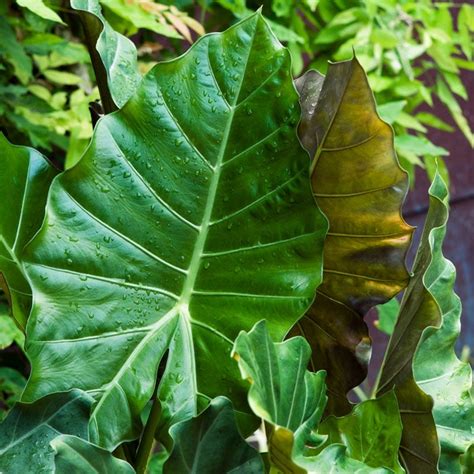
0, 8, 472, 474
293, 57, 413, 415
20, 10, 327, 451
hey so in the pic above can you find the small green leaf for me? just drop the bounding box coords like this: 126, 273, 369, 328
51, 435, 135, 473
436, 78, 474, 146
371, 29, 398, 48
416, 112, 454, 133
42, 69, 82, 85
100, 0, 181, 38
394, 112, 427, 133
0, 390, 93, 473
395, 134, 449, 157
164, 397, 264, 473
377, 100, 407, 124
233, 320, 327, 472
16, 0, 65, 24
318, 392, 405, 473
0, 308, 24, 349
0, 17, 32, 85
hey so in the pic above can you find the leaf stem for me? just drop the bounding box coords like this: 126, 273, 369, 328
75, 11, 117, 114
135, 382, 162, 473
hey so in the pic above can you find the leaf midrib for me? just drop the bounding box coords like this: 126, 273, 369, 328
89, 26, 259, 433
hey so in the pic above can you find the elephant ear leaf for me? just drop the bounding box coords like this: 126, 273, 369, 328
399, 172, 472, 473
376, 173, 470, 473
413, 181, 474, 473
71, 0, 141, 111
21, 12, 326, 450
164, 396, 264, 473
293, 57, 413, 415
233, 320, 328, 473
318, 391, 405, 473
51, 435, 134, 473
0, 133, 57, 328
0, 390, 93, 473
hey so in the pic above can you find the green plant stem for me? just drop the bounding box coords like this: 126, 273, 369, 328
75, 11, 117, 114
134, 393, 162, 474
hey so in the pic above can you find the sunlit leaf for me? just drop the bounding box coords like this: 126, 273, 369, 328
16, 0, 65, 24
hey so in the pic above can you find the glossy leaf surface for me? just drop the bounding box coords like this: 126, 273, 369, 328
293, 58, 413, 415
377, 175, 457, 473
233, 320, 327, 473
0, 390, 93, 473
312, 445, 391, 474
51, 435, 135, 473
71, 0, 141, 110
318, 392, 404, 473
164, 396, 263, 473
22, 13, 326, 450
0, 133, 57, 328
412, 175, 473, 473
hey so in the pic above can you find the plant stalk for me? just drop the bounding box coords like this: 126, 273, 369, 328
75, 11, 117, 114
134, 367, 163, 474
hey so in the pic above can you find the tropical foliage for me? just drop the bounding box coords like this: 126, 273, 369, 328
0, 4, 472, 474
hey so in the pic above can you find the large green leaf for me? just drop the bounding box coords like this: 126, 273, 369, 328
21, 13, 327, 450
0, 390, 93, 472
412, 175, 474, 473
376, 174, 459, 473
51, 435, 135, 473
318, 392, 405, 473
71, 0, 141, 110
164, 396, 264, 473
233, 320, 388, 473
293, 58, 413, 415
0, 133, 57, 328
233, 320, 328, 472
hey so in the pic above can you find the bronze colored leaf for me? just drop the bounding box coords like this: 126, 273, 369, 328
292, 58, 414, 415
